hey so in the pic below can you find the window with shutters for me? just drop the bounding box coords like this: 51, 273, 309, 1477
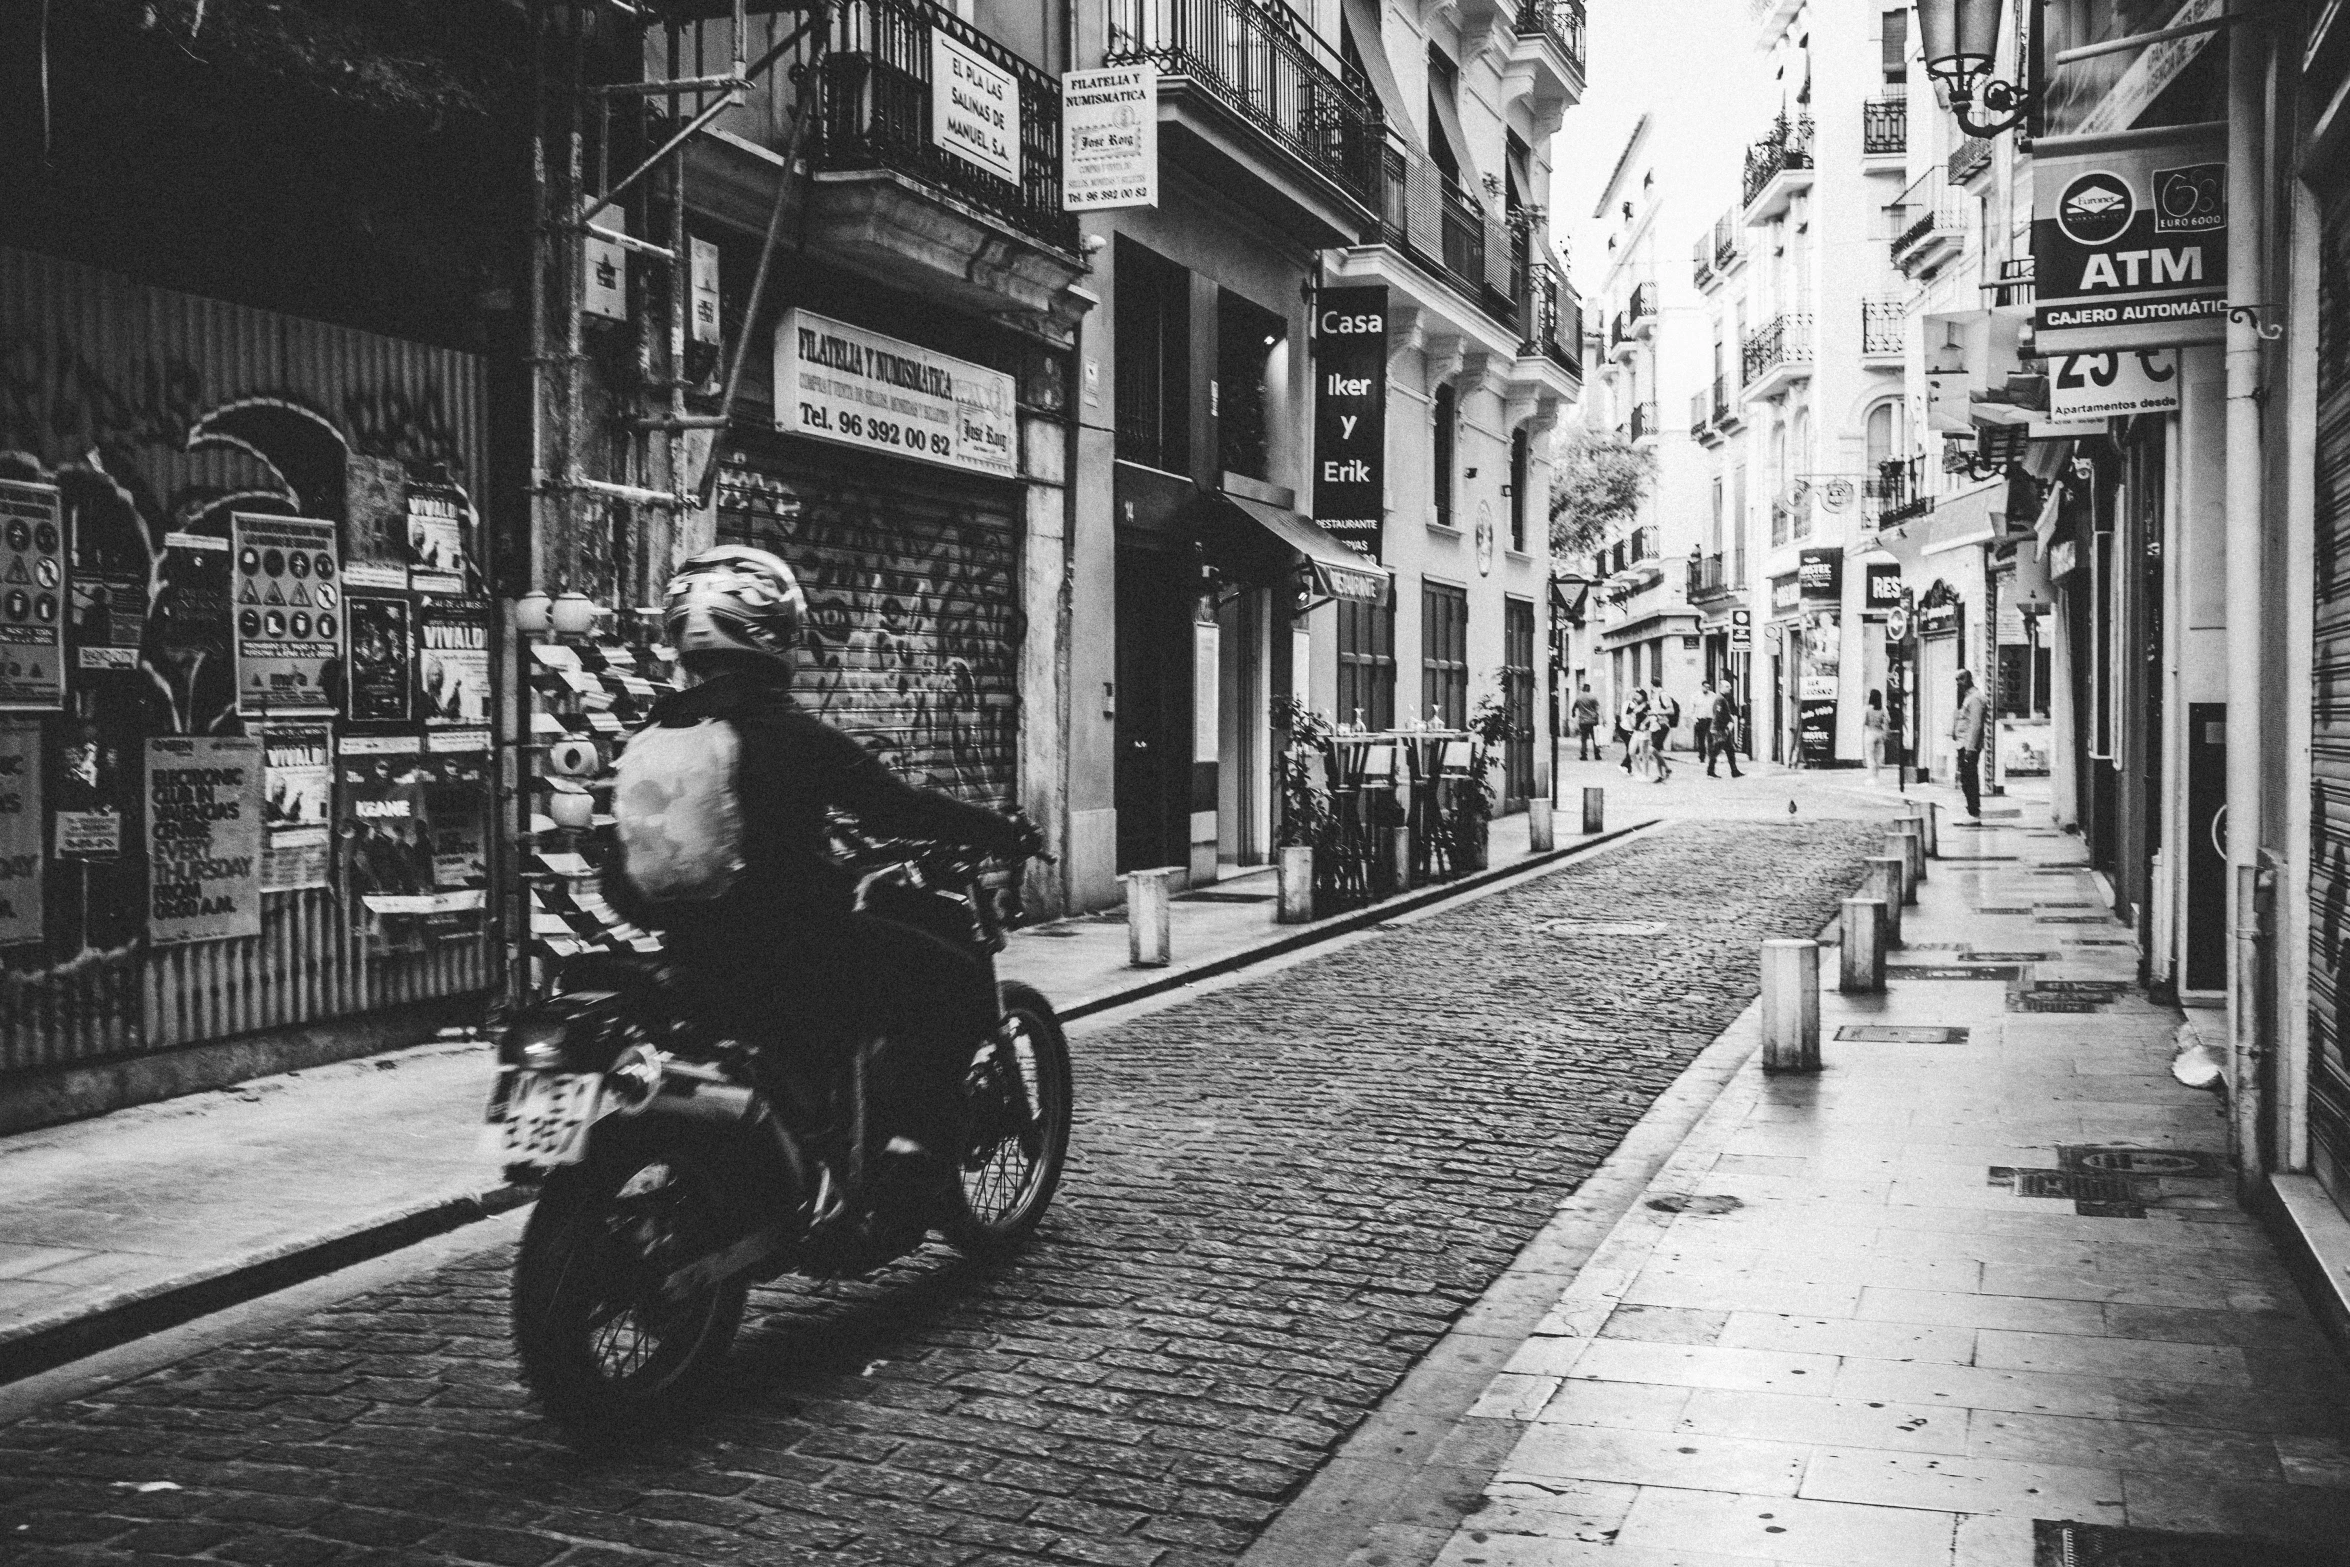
1433, 383, 1458, 530
1509, 427, 1530, 553
1881, 7, 1907, 82
1116, 239, 1190, 472
1337, 598, 1396, 732
1422, 581, 1468, 728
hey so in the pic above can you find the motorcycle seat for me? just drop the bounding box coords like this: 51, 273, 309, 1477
558, 950, 680, 995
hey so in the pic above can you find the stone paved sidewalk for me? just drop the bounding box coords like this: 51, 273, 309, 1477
1423, 790, 2350, 1566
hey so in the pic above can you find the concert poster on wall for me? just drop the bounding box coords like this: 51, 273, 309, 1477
345, 590, 414, 727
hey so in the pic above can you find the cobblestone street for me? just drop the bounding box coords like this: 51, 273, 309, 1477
0, 815, 1888, 1567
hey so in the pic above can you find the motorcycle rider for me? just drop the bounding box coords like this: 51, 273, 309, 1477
608, 544, 1039, 1197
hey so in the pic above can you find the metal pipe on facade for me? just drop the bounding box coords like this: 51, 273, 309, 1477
2224, 0, 2268, 1191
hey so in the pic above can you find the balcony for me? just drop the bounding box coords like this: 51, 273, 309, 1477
1627, 280, 1659, 337
1989, 256, 2035, 308
1741, 113, 1813, 223
1862, 296, 1904, 359
1867, 459, 1930, 528
1862, 92, 1907, 162
670, 0, 1089, 342
1368, 144, 1519, 331
1713, 374, 1743, 430
1107, 0, 1384, 244
1693, 231, 1716, 289
1520, 262, 1581, 384
1688, 551, 1736, 604
1949, 136, 1995, 188
1713, 212, 1744, 273
1506, 0, 1587, 121
1741, 311, 1812, 401
1888, 167, 1968, 278
1629, 402, 1661, 447
1607, 310, 1636, 363
1691, 387, 1715, 442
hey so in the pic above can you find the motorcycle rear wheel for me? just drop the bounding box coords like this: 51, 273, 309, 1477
940, 980, 1073, 1260
512, 1130, 747, 1427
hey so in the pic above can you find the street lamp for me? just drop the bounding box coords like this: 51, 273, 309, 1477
1917, 0, 2036, 138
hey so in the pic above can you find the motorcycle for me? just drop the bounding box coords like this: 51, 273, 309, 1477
482, 834, 1072, 1425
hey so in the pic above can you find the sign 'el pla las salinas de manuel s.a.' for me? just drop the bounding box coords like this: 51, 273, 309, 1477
2032, 121, 2228, 354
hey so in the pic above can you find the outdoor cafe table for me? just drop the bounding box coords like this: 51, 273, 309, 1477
1323, 729, 1476, 893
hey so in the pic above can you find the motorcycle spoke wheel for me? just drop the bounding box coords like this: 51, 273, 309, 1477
941, 982, 1072, 1259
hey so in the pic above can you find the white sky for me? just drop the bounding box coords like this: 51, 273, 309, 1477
1547, 1, 1778, 282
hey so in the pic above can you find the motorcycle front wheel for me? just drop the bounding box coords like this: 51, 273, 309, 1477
511, 1129, 747, 1427
940, 980, 1073, 1260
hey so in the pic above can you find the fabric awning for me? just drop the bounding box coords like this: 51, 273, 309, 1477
1193, 487, 1392, 607
1599, 607, 1700, 647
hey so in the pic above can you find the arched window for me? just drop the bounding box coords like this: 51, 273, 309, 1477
1865, 400, 1903, 471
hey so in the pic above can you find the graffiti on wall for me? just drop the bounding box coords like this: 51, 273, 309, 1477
717, 459, 1019, 807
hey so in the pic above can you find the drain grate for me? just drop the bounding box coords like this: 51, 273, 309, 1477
1944, 855, 2022, 862
1837, 1025, 1971, 1043
2014, 1169, 2143, 1202
2035, 979, 2130, 995
1177, 891, 1274, 903
1972, 905, 2034, 915
1890, 963, 2021, 980
2014, 994, 2104, 1013
1966, 950, 2053, 962
2036, 901, 2098, 909
2033, 1518, 2350, 1566
2064, 937, 2136, 946
2038, 914, 2116, 924
2060, 1146, 2222, 1178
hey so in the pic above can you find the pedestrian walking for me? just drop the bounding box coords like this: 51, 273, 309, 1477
1863, 687, 1888, 784
1953, 669, 1989, 817
1620, 688, 1650, 777
1692, 683, 1714, 763
1572, 683, 1602, 761
1705, 684, 1743, 777
1646, 683, 1678, 783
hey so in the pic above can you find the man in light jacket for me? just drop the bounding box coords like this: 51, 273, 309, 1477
1952, 669, 1989, 818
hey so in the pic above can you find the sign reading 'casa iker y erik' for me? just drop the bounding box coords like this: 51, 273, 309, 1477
2032, 123, 2228, 354
1313, 286, 1388, 561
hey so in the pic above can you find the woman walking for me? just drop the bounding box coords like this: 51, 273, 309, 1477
1863, 688, 1889, 784
1646, 683, 1677, 783
1620, 687, 1651, 779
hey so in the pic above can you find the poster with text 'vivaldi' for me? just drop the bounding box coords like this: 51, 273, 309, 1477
146, 735, 263, 945
262, 723, 333, 893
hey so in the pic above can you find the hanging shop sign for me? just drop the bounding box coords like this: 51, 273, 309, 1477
418, 598, 492, 752
232, 513, 341, 717
260, 723, 333, 893
0, 479, 66, 711
146, 734, 263, 945
584, 210, 628, 323
1865, 562, 1903, 614
1312, 285, 1389, 561
345, 590, 415, 726
0, 724, 42, 946
1769, 572, 1801, 614
690, 237, 722, 347
1798, 547, 1843, 602
1063, 64, 1157, 210
2048, 347, 2181, 420
2033, 122, 2228, 353
774, 309, 1018, 479
933, 29, 1021, 183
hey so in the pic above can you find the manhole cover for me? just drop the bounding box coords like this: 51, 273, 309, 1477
2033, 1518, 2350, 1566
1972, 906, 2034, 915
1890, 963, 2020, 980
1547, 921, 1668, 938
1645, 1193, 1742, 1215
1836, 1025, 1971, 1043
2060, 1146, 2222, 1178
2014, 994, 2103, 1013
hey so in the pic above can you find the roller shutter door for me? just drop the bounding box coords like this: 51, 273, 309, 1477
715, 440, 1021, 811
2309, 192, 2350, 1176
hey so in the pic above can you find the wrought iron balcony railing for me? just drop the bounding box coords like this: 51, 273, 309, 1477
1627, 279, 1658, 327
1862, 92, 1907, 156
1948, 136, 1994, 185
1741, 113, 1813, 209
1868, 457, 1930, 525
1107, 0, 1383, 210
1714, 212, 1742, 269
1862, 296, 1904, 356
1629, 402, 1660, 443
1741, 311, 1812, 384
1691, 388, 1714, 439
1440, 179, 1486, 285
1513, 0, 1586, 71
1712, 374, 1733, 423
1688, 552, 1729, 600
1693, 231, 1717, 288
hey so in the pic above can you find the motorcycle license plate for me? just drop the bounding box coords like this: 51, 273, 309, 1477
496, 1072, 602, 1167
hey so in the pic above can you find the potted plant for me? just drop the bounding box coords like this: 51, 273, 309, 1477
1275, 698, 1336, 919
1457, 688, 1518, 872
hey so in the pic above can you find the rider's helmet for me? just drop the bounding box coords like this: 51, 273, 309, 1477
662, 545, 806, 674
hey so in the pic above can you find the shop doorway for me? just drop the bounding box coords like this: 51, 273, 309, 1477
1115, 544, 1196, 873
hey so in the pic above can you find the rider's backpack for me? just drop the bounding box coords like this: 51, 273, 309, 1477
612, 718, 747, 906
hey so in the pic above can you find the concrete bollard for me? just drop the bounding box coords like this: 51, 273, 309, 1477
1126, 867, 1175, 967
1390, 825, 1417, 892
1583, 786, 1606, 835
1760, 939, 1822, 1073
1864, 857, 1906, 948
1840, 897, 1888, 993
1276, 847, 1315, 925
1883, 831, 1919, 905
1908, 800, 1940, 857
1893, 822, 1927, 885
1529, 797, 1555, 853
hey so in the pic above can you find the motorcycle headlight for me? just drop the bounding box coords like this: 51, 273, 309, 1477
501, 1016, 572, 1070
603, 1043, 664, 1115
